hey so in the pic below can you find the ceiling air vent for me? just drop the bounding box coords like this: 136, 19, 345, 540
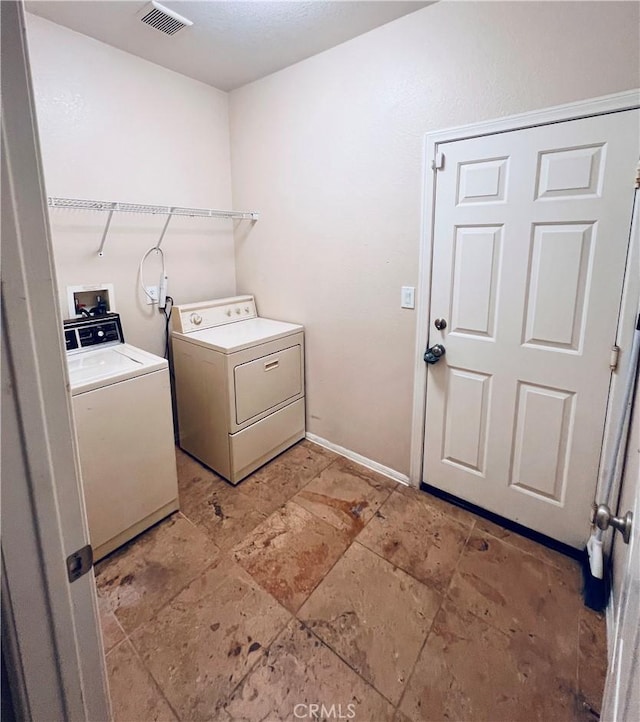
138, 1, 193, 36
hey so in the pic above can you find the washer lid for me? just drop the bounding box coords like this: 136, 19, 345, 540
67, 343, 167, 395
172, 317, 303, 353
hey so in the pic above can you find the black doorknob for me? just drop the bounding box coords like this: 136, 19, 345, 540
424, 344, 446, 365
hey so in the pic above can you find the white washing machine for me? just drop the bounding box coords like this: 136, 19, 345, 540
64, 314, 179, 560
171, 295, 305, 484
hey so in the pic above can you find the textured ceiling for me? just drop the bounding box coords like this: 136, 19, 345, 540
25, 1, 432, 91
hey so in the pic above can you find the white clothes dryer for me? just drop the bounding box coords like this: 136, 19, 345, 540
171, 295, 305, 484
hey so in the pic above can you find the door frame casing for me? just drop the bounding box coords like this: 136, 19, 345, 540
1, 1, 111, 719
409, 90, 640, 504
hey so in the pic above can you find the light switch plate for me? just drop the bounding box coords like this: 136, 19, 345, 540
401, 286, 415, 309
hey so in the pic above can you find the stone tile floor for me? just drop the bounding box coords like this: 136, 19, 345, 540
96, 440, 607, 722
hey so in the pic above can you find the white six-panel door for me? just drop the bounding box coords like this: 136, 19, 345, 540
423, 110, 639, 547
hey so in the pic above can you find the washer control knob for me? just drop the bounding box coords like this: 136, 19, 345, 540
226, 309, 232, 316
235, 308, 241, 314
245, 307, 250, 313
190, 313, 202, 326
97, 330, 105, 338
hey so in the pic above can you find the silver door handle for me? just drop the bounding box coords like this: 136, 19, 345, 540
595, 504, 633, 544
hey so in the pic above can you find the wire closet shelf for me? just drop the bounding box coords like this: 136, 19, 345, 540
47, 196, 259, 256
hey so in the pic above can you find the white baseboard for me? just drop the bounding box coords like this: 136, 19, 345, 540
305, 432, 413, 487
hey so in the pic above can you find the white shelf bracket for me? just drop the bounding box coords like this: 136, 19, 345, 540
97, 205, 116, 257
155, 210, 174, 251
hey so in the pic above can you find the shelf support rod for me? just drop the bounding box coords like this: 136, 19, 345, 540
97, 205, 116, 257
155, 210, 174, 251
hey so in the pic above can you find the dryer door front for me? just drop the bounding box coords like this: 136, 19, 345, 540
234, 344, 302, 424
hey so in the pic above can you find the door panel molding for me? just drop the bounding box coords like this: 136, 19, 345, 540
522, 221, 595, 352
410, 89, 640, 500
509, 381, 575, 504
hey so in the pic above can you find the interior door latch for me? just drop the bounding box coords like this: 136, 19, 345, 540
424, 344, 446, 365
66, 544, 93, 583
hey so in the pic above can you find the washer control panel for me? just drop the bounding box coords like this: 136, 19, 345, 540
172, 295, 257, 334
63, 313, 124, 354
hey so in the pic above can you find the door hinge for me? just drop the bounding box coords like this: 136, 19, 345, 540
610, 344, 620, 371
432, 151, 445, 171
66, 544, 93, 583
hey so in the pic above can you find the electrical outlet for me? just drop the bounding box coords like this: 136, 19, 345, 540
145, 285, 159, 305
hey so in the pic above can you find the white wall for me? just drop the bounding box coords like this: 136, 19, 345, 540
25, 14, 237, 357
229, 0, 640, 476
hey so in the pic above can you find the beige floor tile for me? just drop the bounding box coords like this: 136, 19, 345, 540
298, 542, 441, 705
101, 448, 594, 722
175, 445, 231, 500
578, 607, 608, 715
399, 600, 586, 722
393, 711, 413, 722
175, 444, 220, 482
396, 485, 477, 528
130, 561, 291, 721
97, 593, 125, 653
237, 441, 338, 516
447, 530, 581, 666
232, 501, 351, 612
299, 438, 340, 460
358, 490, 470, 592
106, 640, 177, 722
221, 619, 395, 722
96, 513, 220, 634
402, 486, 581, 583
294, 455, 396, 538
176, 448, 267, 550
473, 515, 582, 582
